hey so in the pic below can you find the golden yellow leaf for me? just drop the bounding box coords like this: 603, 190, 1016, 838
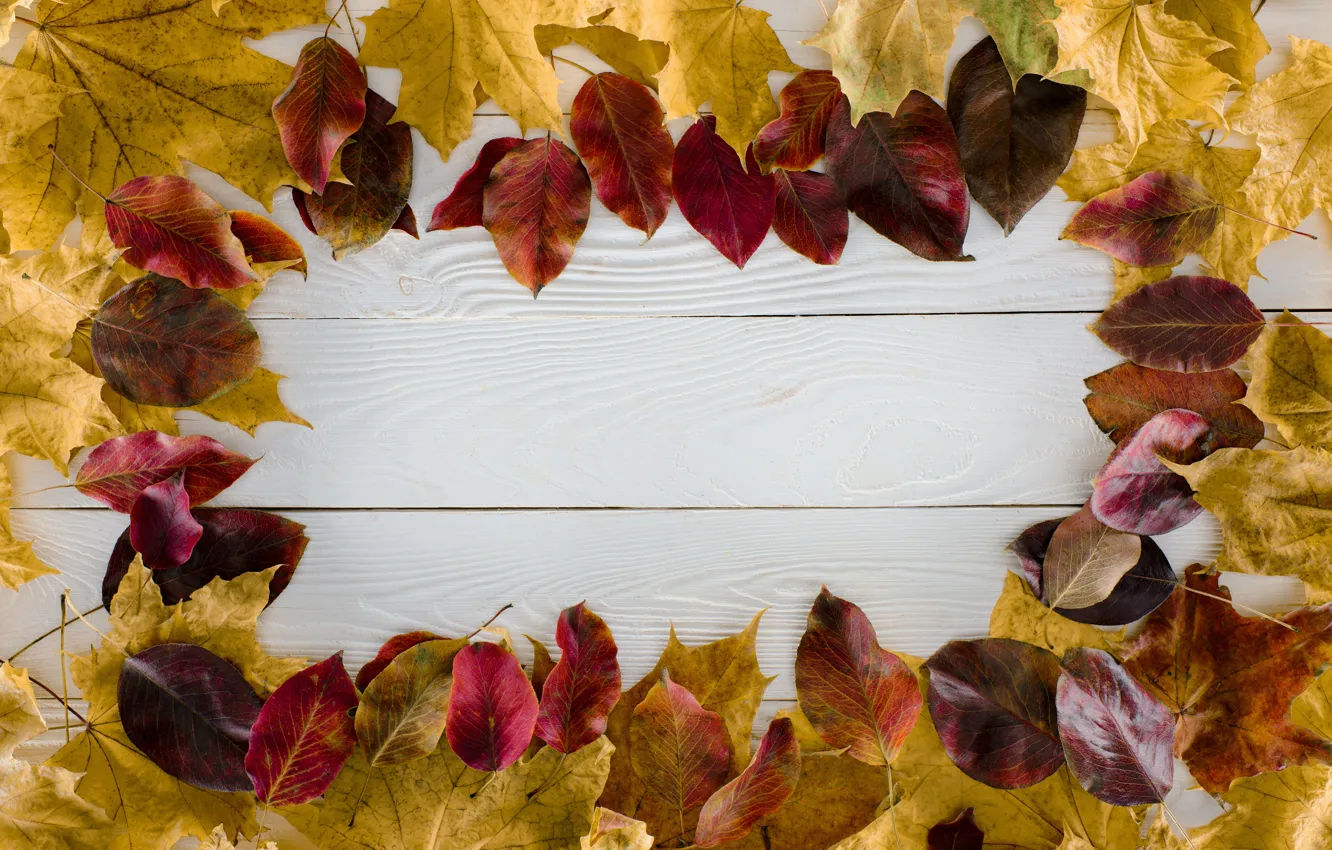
582, 807, 653, 850
286, 735, 613, 850
199, 824, 278, 850
0, 663, 45, 758
1049, 0, 1235, 150
807, 0, 952, 125
101, 389, 179, 437
989, 572, 1124, 658
0, 65, 68, 153
535, 24, 669, 90
48, 558, 305, 850
1244, 311, 1332, 448
1164, 0, 1269, 86
189, 368, 310, 435
0, 460, 56, 591
0, 0, 35, 48
1112, 262, 1174, 301
604, 0, 797, 156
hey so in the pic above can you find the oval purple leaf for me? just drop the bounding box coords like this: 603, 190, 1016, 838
1091, 408, 1212, 535
672, 115, 774, 268
76, 431, 256, 514
1009, 517, 1062, 596
129, 473, 203, 570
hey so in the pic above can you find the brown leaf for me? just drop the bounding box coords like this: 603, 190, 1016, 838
1042, 506, 1142, 610
1084, 361, 1263, 449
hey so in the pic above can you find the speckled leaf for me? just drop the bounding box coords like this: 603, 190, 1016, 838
1042, 505, 1142, 610
272, 36, 367, 194
355, 631, 447, 692
772, 170, 848, 265
1084, 362, 1263, 449
1062, 172, 1220, 267
672, 115, 774, 268
427, 137, 523, 231
228, 211, 307, 277
695, 716, 799, 847
129, 472, 203, 570
76, 431, 255, 514
535, 603, 621, 755
631, 671, 730, 816
446, 641, 539, 772
927, 808, 983, 850
356, 638, 466, 767
753, 71, 843, 173
1091, 408, 1212, 535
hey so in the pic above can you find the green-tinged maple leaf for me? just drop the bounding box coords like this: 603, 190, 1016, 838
953, 0, 1060, 81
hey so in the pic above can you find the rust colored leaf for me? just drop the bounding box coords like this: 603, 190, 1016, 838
92, 274, 261, 407
925, 638, 1064, 789
1084, 362, 1263, 449
228, 211, 308, 278
825, 92, 971, 261
695, 716, 800, 847
753, 70, 843, 173
482, 137, 592, 293
1061, 171, 1220, 267
1090, 276, 1265, 372
1042, 505, 1142, 611
355, 631, 447, 692
246, 652, 358, 806
630, 671, 730, 816
1123, 565, 1332, 792
1057, 648, 1174, 806
427, 137, 524, 231
672, 115, 775, 269
296, 89, 413, 260
272, 36, 367, 194
534, 603, 621, 755
772, 169, 848, 265
927, 808, 983, 850
129, 472, 203, 570
105, 175, 257, 290
947, 37, 1086, 235
794, 585, 921, 766
571, 72, 674, 238
356, 638, 466, 768
1091, 408, 1212, 535
76, 431, 255, 513
445, 641, 539, 772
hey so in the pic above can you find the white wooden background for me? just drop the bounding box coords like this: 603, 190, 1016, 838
3, 0, 1326, 815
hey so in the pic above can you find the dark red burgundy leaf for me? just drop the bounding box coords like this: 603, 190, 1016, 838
925, 638, 1064, 789
694, 716, 801, 848
92, 274, 261, 407
228, 211, 308, 277
571, 72, 674, 237
1056, 648, 1174, 806
103, 508, 309, 608
118, 642, 264, 792
1091, 276, 1266, 372
272, 35, 368, 195
1091, 408, 1212, 535
391, 204, 418, 238
927, 808, 983, 850
672, 115, 775, 269
1062, 172, 1220, 267
534, 602, 621, 754
772, 169, 847, 265
129, 473, 203, 570
1009, 518, 1062, 596
445, 642, 539, 771
76, 431, 255, 514
1084, 362, 1263, 449
428, 137, 524, 231
825, 92, 971, 261
355, 630, 448, 692
753, 70, 843, 173
246, 653, 358, 806
947, 36, 1086, 235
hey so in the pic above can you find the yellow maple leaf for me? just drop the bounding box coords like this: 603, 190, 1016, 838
0, 459, 57, 590
989, 572, 1125, 658
807, 0, 953, 125
199, 824, 278, 850
535, 24, 669, 90
1164, 0, 1269, 86
48, 558, 305, 850
189, 368, 310, 436
1050, 0, 1235, 150
582, 807, 653, 850
0, 64, 69, 153
1244, 311, 1332, 449
0, 663, 47, 758
604, 0, 798, 156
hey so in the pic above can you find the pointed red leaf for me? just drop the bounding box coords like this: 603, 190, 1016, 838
1091, 276, 1265, 372
355, 630, 447, 691
228, 211, 308, 277
534, 602, 621, 754
630, 671, 730, 814
571, 72, 674, 237
695, 716, 800, 847
272, 36, 367, 194
77, 431, 256, 513
754, 70, 843, 173
391, 204, 418, 238
246, 653, 357, 806
129, 473, 203, 570
1062, 171, 1220, 266
445, 642, 539, 771
772, 169, 847, 265
794, 586, 922, 766
1091, 408, 1212, 535
672, 115, 775, 269
1056, 648, 1174, 806
1084, 362, 1263, 449
826, 92, 971, 261
482, 138, 592, 294
428, 137, 524, 231
105, 175, 257, 290
925, 638, 1065, 789
928, 809, 983, 850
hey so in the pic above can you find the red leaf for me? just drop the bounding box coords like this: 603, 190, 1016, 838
391, 204, 418, 238
927, 809, 983, 850
1061, 171, 1220, 267
482, 138, 592, 293
925, 638, 1064, 789
428, 137, 524, 231
794, 586, 922, 766
772, 169, 847, 265
825, 92, 971, 261
695, 716, 800, 847
754, 70, 843, 173
1091, 276, 1265, 372
534, 602, 621, 754
272, 36, 367, 194
129, 473, 203, 570
1056, 648, 1174, 806
76, 431, 255, 513
355, 630, 447, 692
672, 115, 774, 269
1084, 362, 1263, 449
246, 653, 358, 806
445, 642, 539, 771
1091, 408, 1212, 535
118, 643, 263, 792
571, 73, 674, 237
630, 671, 730, 814
228, 211, 308, 277
105, 175, 257, 290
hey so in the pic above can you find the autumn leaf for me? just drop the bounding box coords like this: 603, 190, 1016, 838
1090, 408, 1211, 535
1062, 172, 1220, 267
772, 169, 848, 265
128, 473, 204, 569
273, 36, 367, 195
0, 460, 57, 590
954, 0, 1061, 81
1042, 506, 1142, 611
672, 116, 774, 269
1245, 311, 1332, 449
428, 137, 524, 232
990, 572, 1126, 658
446, 641, 538, 771
227, 211, 307, 278
535, 603, 622, 755
535, 24, 668, 90
354, 631, 447, 692
1165, 0, 1269, 85
582, 807, 653, 850
199, 824, 277, 850
0, 64, 69, 153
189, 368, 310, 436
1084, 362, 1263, 450
357, 637, 466, 768
753, 71, 843, 174
76, 431, 256, 514
695, 716, 800, 847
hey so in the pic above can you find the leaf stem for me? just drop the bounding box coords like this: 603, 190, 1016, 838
551, 54, 597, 78
0, 482, 78, 508
1135, 575, 1297, 631
14, 15, 38, 26
348, 768, 373, 827
343, 2, 361, 52
885, 763, 902, 850
9, 604, 104, 661
0, 656, 88, 724
466, 603, 513, 640
1221, 205, 1317, 240
526, 751, 567, 800
60, 592, 70, 743
323, 0, 347, 37
45, 145, 107, 202
813, 0, 830, 19
1157, 800, 1198, 850
20, 274, 96, 321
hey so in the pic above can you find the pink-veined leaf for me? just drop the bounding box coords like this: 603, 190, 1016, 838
1061, 171, 1220, 267
356, 630, 448, 692
534, 602, 621, 754
672, 115, 774, 269
76, 432, 255, 513
753, 70, 843, 173
272, 36, 367, 194
445, 641, 539, 771
772, 169, 847, 265
695, 716, 800, 847
630, 671, 730, 815
228, 210, 308, 277
428, 137, 524, 231
1091, 408, 1213, 535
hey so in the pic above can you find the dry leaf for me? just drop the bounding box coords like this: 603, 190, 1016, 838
535, 25, 668, 90
989, 573, 1124, 658
1164, 0, 1269, 86
582, 807, 653, 850
951, 0, 1060, 81
0, 459, 57, 590
198, 824, 278, 850
189, 368, 310, 436
0, 64, 70, 152
1245, 311, 1332, 448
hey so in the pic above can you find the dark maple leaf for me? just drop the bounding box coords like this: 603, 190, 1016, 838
128, 472, 203, 570
1091, 408, 1212, 535
1061, 172, 1220, 267
228, 210, 308, 277
672, 115, 775, 269
534, 602, 621, 755
927, 808, 983, 850
772, 169, 848, 265
272, 36, 367, 194
355, 630, 447, 692
427, 137, 524, 231
753, 71, 843, 173
1083, 362, 1263, 449
695, 716, 800, 848
76, 431, 255, 513
445, 641, 539, 771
